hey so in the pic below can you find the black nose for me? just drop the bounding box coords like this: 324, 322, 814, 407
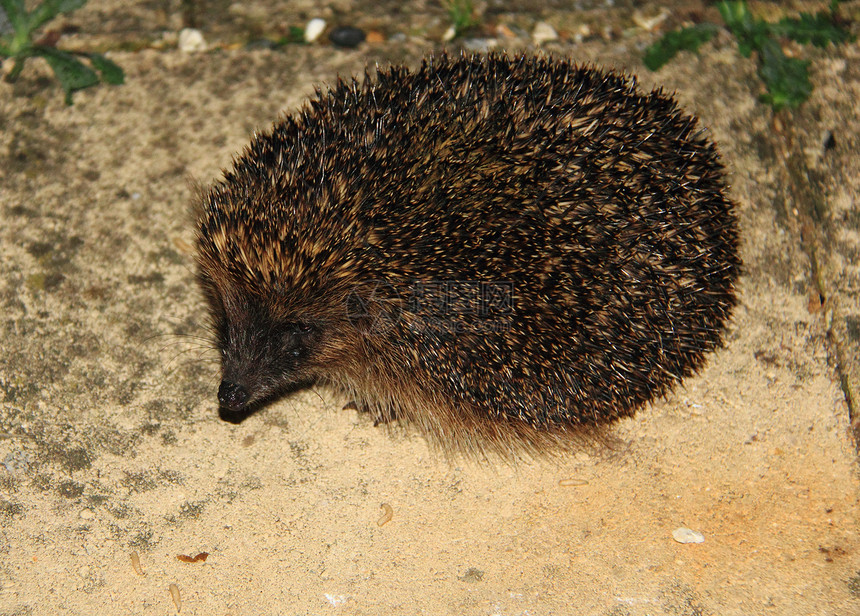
218, 380, 248, 411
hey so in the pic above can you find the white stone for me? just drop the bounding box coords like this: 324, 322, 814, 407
305, 18, 326, 43
532, 21, 558, 46
672, 527, 705, 544
324, 593, 347, 606
633, 8, 669, 32
463, 38, 498, 52
178, 28, 207, 53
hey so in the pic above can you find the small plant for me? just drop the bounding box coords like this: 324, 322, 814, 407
644, 0, 854, 110
0, 0, 123, 104
445, 0, 478, 39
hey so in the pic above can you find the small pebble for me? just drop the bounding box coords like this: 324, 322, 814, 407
365, 30, 385, 44
305, 18, 326, 43
178, 28, 206, 53
324, 593, 347, 606
459, 567, 484, 583
632, 8, 669, 32
329, 26, 366, 48
572, 24, 591, 43
2, 450, 31, 473
442, 25, 457, 42
532, 21, 558, 45
79, 509, 94, 519
672, 527, 705, 544
462, 38, 498, 52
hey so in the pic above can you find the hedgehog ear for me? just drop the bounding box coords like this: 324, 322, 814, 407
343, 281, 401, 337
344, 290, 376, 336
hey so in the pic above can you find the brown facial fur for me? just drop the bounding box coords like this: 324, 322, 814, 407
195, 53, 741, 457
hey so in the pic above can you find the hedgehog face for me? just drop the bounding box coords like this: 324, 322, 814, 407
210, 290, 324, 413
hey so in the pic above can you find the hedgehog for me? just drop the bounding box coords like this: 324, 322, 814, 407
195, 53, 740, 457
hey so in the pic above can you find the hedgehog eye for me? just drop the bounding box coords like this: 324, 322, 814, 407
279, 321, 317, 357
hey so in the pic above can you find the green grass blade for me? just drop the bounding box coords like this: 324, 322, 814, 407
1, 0, 32, 55
716, 0, 752, 31
717, 0, 771, 58
0, 0, 26, 29
445, 0, 476, 36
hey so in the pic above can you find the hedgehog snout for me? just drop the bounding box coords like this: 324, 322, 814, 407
212, 314, 326, 414
218, 380, 249, 412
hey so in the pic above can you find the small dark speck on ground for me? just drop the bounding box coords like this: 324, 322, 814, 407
459, 568, 484, 582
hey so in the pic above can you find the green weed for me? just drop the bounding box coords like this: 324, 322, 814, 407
644, 1, 854, 110
0, 0, 124, 104
445, 0, 478, 39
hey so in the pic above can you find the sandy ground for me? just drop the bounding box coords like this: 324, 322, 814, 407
1, 2, 858, 615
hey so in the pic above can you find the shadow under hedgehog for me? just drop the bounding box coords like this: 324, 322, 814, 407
195, 52, 741, 458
